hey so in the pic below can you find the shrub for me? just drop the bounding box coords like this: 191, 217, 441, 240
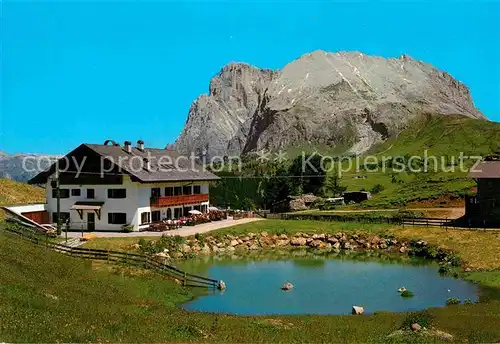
319, 203, 337, 211
370, 184, 385, 194
446, 297, 461, 305
194, 233, 205, 245
311, 199, 326, 209
401, 310, 433, 329
379, 231, 396, 240
426, 245, 440, 259
138, 235, 187, 255
438, 265, 451, 274
391, 174, 397, 184
397, 210, 424, 219
138, 240, 161, 254
401, 290, 414, 298
121, 224, 134, 233
464, 298, 473, 305
445, 253, 462, 267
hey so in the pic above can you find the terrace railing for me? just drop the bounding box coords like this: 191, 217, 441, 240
150, 194, 209, 207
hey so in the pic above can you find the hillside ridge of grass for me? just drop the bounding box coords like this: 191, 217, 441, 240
0, 178, 46, 220
341, 114, 500, 207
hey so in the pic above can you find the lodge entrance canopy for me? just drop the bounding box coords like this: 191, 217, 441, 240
71, 201, 104, 220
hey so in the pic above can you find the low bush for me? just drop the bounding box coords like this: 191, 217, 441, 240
318, 203, 337, 211
138, 235, 186, 255
194, 233, 205, 246
391, 210, 425, 221
121, 224, 134, 233
445, 252, 462, 267
446, 297, 461, 305
438, 265, 451, 274
401, 290, 414, 298
370, 184, 385, 194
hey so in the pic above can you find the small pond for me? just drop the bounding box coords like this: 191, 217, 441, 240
178, 250, 487, 315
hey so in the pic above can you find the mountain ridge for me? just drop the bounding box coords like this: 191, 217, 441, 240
0, 153, 57, 183
175, 50, 484, 158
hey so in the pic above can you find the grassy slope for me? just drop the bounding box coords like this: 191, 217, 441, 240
3, 226, 500, 343
3, 220, 500, 342
338, 115, 500, 207
0, 178, 45, 220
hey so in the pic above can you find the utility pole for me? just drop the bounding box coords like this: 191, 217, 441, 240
55, 160, 62, 236
300, 166, 304, 195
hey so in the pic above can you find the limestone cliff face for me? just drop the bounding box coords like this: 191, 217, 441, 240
174, 63, 277, 158
175, 51, 484, 158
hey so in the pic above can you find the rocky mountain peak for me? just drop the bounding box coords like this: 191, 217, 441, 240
175, 51, 484, 158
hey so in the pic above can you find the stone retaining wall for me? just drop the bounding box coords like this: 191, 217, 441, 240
146, 231, 462, 269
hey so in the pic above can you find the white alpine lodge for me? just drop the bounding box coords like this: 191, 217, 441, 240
14, 140, 219, 232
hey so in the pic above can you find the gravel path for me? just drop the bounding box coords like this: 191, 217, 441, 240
64, 217, 263, 238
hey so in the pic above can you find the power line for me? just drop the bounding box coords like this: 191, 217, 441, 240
38, 169, 329, 180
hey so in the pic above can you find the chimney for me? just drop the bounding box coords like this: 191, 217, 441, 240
143, 158, 150, 171
124, 141, 132, 153
137, 140, 144, 151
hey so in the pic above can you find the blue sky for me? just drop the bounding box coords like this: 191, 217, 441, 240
1, 1, 499, 154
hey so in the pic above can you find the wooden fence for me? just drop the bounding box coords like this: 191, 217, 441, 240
2, 226, 220, 289
279, 213, 459, 228
400, 217, 452, 228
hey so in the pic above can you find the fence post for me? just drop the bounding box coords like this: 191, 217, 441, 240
183, 271, 187, 286
107, 249, 110, 264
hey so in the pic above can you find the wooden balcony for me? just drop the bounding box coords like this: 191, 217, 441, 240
150, 194, 209, 208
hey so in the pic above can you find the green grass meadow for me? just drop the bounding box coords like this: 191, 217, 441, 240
3, 218, 500, 342
334, 115, 500, 207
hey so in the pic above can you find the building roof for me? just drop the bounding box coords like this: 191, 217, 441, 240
85, 143, 219, 182
469, 160, 500, 179
29, 142, 220, 184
